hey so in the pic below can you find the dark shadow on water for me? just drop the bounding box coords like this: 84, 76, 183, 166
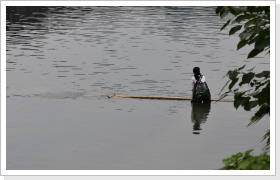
191, 102, 211, 135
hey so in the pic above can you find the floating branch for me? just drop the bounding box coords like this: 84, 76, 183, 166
108, 94, 233, 102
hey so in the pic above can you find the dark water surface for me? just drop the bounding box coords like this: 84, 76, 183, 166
6, 6, 269, 170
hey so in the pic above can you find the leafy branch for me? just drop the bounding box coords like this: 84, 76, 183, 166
216, 7, 270, 167
216, 6, 270, 59
219, 65, 270, 127
216, 5, 270, 134
219, 149, 270, 170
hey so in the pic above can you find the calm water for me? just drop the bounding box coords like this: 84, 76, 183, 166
6, 6, 270, 170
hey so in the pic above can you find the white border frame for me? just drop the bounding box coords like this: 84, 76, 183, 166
1, 0, 276, 176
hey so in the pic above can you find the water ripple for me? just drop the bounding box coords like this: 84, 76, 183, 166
6, 6, 269, 98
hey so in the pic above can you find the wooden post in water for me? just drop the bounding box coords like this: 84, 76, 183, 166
107, 94, 234, 102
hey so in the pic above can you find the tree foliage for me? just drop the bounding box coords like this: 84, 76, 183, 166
219, 149, 270, 170
216, 6, 270, 141
219, 66, 270, 126
216, 6, 270, 170
216, 6, 270, 58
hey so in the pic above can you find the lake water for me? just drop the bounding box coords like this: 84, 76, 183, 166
6, 6, 270, 170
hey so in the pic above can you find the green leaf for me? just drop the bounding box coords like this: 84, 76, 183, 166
247, 6, 257, 13
252, 163, 264, 170
241, 72, 255, 84
262, 130, 270, 140
229, 78, 239, 90
236, 152, 243, 158
216, 6, 224, 14
257, 20, 268, 27
248, 35, 260, 45
219, 149, 271, 170
263, 163, 270, 170
233, 88, 239, 93
219, 79, 231, 95
250, 104, 269, 125
234, 90, 247, 97
229, 71, 239, 80
257, 87, 270, 105
219, 92, 229, 100
258, 28, 270, 38
237, 65, 246, 71
231, 154, 238, 162
247, 48, 264, 59
254, 6, 270, 13
255, 37, 270, 50
237, 40, 248, 50
221, 20, 231, 30
234, 96, 247, 109
220, 7, 229, 19
244, 100, 258, 111
244, 19, 256, 29
256, 71, 270, 78
235, 14, 249, 23
228, 6, 244, 16
239, 31, 251, 40
242, 97, 251, 106
229, 25, 242, 35
245, 149, 254, 156
222, 157, 232, 165
257, 95, 268, 106
248, 31, 258, 42
247, 66, 256, 71
251, 26, 262, 38
238, 159, 252, 169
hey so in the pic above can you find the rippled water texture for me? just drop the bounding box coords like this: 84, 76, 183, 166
6, 6, 269, 170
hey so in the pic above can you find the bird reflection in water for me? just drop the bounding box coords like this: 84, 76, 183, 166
191, 102, 211, 134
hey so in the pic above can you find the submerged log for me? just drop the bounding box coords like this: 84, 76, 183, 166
108, 94, 234, 102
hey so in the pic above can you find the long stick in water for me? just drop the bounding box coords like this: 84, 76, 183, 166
108, 94, 233, 102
